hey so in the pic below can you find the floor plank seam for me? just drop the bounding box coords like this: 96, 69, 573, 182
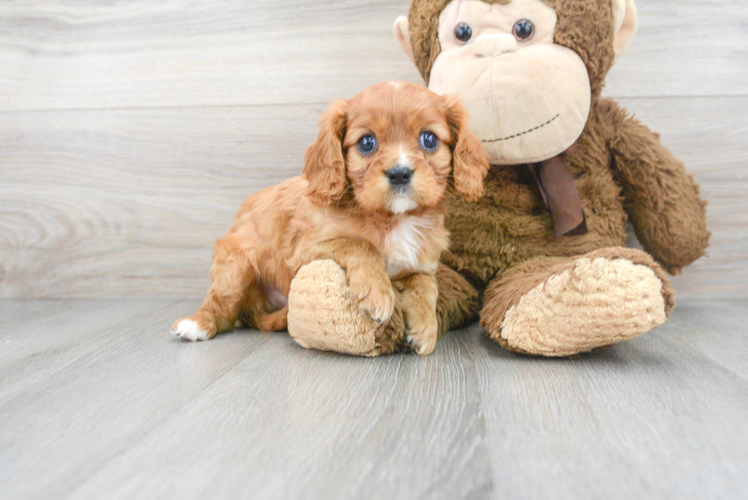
0, 301, 184, 402
456, 330, 498, 497
64, 333, 273, 498
0, 101, 332, 115
659, 334, 748, 385
1, 93, 746, 117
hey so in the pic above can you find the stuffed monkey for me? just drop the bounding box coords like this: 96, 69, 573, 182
288, 0, 709, 356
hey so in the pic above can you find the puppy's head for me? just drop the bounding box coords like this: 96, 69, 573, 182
303, 82, 489, 214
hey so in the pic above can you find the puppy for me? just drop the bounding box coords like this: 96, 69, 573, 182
171, 81, 488, 355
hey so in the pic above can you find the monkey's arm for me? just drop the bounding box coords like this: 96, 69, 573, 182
599, 98, 710, 274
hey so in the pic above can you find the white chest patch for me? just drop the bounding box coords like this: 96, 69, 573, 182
384, 217, 436, 277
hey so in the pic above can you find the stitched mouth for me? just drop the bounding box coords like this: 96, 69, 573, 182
481, 114, 560, 143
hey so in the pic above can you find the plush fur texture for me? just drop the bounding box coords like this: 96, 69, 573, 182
284, 0, 709, 357
408, 0, 615, 97
480, 247, 675, 355
423, 0, 594, 164
288, 260, 480, 355
413, 0, 709, 355
173, 82, 488, 356
288, 259, 409, 356
442, 96, 709, 286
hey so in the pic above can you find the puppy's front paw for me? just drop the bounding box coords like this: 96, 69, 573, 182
406, 314, 438, 356
348, 271, 395, 323
360, 284, 396, 323
170, 315, 217, 342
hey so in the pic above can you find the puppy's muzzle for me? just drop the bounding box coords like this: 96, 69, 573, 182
386, 167, 413, 187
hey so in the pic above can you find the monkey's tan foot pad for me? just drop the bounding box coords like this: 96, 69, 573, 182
483, 248, 675, 357
288, 259, 405, 357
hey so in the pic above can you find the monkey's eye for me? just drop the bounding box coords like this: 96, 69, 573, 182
513, 19, 535, 41
454, 23, 473, 44
420, 131, 439, 152
357, 135, 377, 155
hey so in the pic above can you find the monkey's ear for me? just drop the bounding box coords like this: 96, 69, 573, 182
611, 0, 638, 57
303, 100, 348, 207
393, 16, 415, 63
444, 95, 489, 203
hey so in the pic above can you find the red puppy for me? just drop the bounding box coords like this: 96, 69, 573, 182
171, 81, 488, 355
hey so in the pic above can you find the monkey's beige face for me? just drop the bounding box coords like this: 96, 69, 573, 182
428, 0, 591, 165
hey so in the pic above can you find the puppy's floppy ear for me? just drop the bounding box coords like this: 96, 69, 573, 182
303, 100, 348, 207
444, 95, 489, 202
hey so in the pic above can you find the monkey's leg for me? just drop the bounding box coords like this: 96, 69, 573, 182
434, 263, 481, 338
287, 260, 407, 357
480, 247, 675, 356
287, 261, 479, 356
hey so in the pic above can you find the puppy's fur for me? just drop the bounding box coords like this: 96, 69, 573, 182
171, 81, 488, 355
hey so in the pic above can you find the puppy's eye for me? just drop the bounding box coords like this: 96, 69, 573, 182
513, 19, 535, 41
420, 131, 439, 152
454, 23, 473, 44
357, 135, 377, 155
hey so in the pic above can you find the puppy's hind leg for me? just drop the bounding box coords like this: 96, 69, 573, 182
172, 237, 259, 341
255, 305, 289, 332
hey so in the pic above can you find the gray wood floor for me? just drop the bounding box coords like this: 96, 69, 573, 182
1, 299, 746, 499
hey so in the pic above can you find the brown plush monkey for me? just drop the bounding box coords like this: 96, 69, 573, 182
287, 0, 709, 356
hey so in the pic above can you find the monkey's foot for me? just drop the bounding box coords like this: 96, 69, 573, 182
481, 248, 675, 356
287, 260, 406, 357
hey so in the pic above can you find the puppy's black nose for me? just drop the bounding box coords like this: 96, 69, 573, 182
386, 167, 413, 186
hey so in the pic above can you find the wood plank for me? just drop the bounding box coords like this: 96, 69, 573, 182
0, 299, 166, 363
659, 299, 748, 381
0, 300, 184, 401
0, 300, 492, 500
1, 96, 745, 299
0, 299, 272, 499
0, 104, 322, 299
69, 332, 493, 500
466, 300, 748, 500
606, 0, 748, 99
0, 0, 422, 112
0, 0, 746, 113
1, 298, 746, 499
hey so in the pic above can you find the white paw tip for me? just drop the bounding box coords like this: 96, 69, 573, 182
171, 319, 208, 342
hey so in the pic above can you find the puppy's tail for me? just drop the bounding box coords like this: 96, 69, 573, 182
255, 306, 289, 332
